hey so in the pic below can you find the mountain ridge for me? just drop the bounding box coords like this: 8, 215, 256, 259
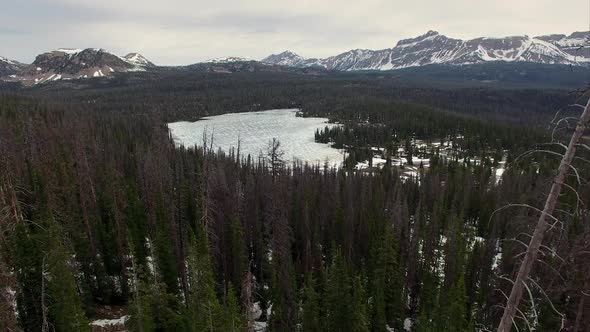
1, 30, 589, 85
2, 48, 153, 85
262, 30, 590, 71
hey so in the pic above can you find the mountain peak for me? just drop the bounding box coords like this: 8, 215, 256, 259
278, 50, 301, 56
263, 30, 589, 72
0, 56, 26, 76
396, 30, 443, 47
123, 53, 155, 67
54, 48, 106, 55
261, 51, 305, 66
5, 48, 143, 85
205, 56, 254, 63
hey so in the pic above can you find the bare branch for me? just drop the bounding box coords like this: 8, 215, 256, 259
527, 277, 564, 319
569, 103, 587, 109
488, 204, 560, 228
497, 97, 590, 332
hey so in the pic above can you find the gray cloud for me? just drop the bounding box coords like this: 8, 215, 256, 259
1, 0, 588, 65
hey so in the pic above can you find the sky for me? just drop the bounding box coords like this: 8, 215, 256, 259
1, 0, 589, 65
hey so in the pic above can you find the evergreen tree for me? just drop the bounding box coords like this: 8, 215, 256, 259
351, 276, 370, 332
369, 224, 405, 332
223, 283, 246, 332
45, 219, 91, 332
229, 215, 248, 294
153, 196, 180, 296
300, 274, 322, 332
186, 226, 224, 331
443, 274, 468, 332
325, 247, 352, 332
126, 265, 156, 332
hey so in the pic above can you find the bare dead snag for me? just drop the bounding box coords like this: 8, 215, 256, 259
497, 97, 590, 332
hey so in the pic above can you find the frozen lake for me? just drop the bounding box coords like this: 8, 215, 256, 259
168, 109, 344, 167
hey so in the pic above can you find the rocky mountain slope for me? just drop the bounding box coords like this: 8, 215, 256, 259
0, 56, 27, 76
263, 31, 590, 71
1, 30, 588, 86
122, 52, 155, 67
2, 48, 153, 85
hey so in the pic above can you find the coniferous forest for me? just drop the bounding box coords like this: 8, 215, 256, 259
0, 72, 589, 332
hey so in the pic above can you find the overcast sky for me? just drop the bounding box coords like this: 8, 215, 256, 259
1, 0, 589, 65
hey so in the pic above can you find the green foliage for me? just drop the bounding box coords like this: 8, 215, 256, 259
126, 269, 157, 332
45, 220, 91, 332
229, 215, 248, 293
222, 284, 246, 332
325, 247, 352, 332
300, 274, 322, 332
350, 276, 370, 332
185, 227, 225, 331
0, 89, 585, 332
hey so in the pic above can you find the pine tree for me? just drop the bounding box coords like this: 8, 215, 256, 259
350, 276, 370, 332
369, 225, 405, 332
186, 226, 224, 331
229, 215, 248, 294
443, 274, 468, 332
12, 223, 45, 331
223, 283, 245, 332
153, 196, 179, 296
126, 265, 156, 332
300, 274, 322, 332
45, 219, 91, 332
437, 216, 469, 331
325, 247, 352, 332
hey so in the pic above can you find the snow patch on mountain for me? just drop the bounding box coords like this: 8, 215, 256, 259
261, 51, 305, 66
205, 56, 254, 63
263, 30, 590, 71
0, 56, 18, 65
56, 48, 84, 55
122, 53, 155, 67
2, 48, 154, 85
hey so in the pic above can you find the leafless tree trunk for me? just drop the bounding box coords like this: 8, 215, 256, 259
497, 97, 590, 331
242, 269, 255, 332
41, 256, 49, 332
0, 165, 24, 331
573, 289, 586, 332
267, 138, 285, 180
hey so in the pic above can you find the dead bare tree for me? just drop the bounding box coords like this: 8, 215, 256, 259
497, 96, 590, 331
241, 268, 255, 332
266, 138, 285, 180
41, 256, 50, 332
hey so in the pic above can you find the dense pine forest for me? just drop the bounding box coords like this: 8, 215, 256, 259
1, 72, 589, 332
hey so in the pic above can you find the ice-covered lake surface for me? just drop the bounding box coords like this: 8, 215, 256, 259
168, 109, 344, 167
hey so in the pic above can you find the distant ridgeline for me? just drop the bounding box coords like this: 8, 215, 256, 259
1, 30, 589, 87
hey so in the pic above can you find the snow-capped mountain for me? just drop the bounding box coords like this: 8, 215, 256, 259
263, 30, 590, 71
122, 53, 155, 67
535, 31, 590, 59
261, 51, 306, 66
3, 48, 154, 85
204, 56, 254, 63
0, 56, 26, 76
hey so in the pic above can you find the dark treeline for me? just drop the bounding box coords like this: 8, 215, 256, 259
309, 99, 548, 167
12, 70, 576, 127
1, 92, 589, 332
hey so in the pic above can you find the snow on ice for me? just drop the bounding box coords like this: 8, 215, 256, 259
168, 109, 344, 167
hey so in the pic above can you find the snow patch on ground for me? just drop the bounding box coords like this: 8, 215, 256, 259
404, 317, 413, 331
91, 315, 129, 327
